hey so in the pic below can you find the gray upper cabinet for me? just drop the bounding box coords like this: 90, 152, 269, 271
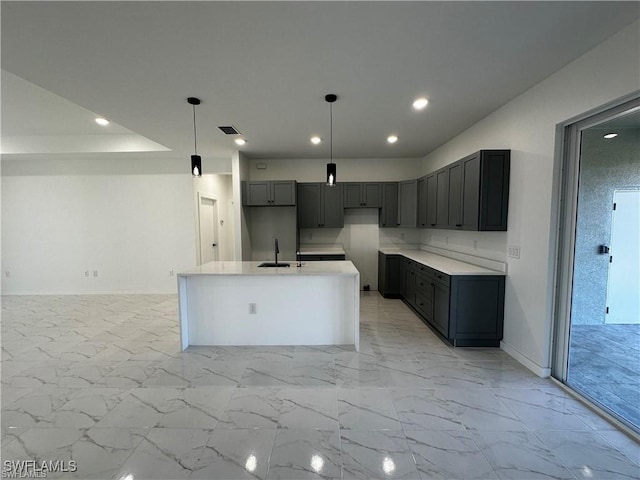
426, 150, 510, 231
435, 169, 449, 228
379, 182, 399, 227
344, 182, 382, 208
243, 180, 296, 206
426, 173, 437, 228
398, 179, 417, 228
450, 150, 510, 231
417, 176, 427, 228
297, 183, 344, 228
447, 162, 463, 228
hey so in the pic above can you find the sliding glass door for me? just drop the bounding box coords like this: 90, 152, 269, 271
554, 98, 640, 432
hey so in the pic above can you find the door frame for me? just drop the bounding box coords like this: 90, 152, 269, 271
552, 94, 640, 382
196, 192, 219, 266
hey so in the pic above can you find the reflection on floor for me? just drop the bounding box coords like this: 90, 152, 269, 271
2, 293, 639, 479
568, 323, 640, 430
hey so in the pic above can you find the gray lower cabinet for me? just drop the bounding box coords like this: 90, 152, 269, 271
387, 253, 505, 347
398, 179, 417, 227
344, 182, 382, 208
297, 183, 344, 228
380, 182, 399, 227
378, 252, 402, 297
243, 180, 296, 206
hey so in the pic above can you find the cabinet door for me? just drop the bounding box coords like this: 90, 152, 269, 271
406, 265, 416, 306
398, 179, 417, 228
297, 183, 321, 228
272, 181, 296, 206
400, 258, 407, 297
344, 183, 363, 208
460, 154, 480, 230
417, 176, 427, 227
447, 162, 463, 228
479, 150, 510, 231
322, 184, 344, 228
433, 282, 450, 337
426, 173, 437, 228
435, 169, 449, 228
363, 183, 382, 208
380, 182, 399, 227
245, 181, 270, 206
387, 255, 402, 296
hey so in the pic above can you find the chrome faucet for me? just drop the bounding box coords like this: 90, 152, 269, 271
274, 238, 279, 265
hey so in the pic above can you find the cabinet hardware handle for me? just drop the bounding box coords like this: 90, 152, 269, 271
431, 223, 436, 226
456, 224, 462, 227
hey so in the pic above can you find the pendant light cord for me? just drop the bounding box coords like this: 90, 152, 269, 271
329, 102, 333, 162
192, 104, 198, 155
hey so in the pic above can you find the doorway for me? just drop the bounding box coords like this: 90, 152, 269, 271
605, 189, 640, 324
198, 193, 219, 265
554, 98, 640, 433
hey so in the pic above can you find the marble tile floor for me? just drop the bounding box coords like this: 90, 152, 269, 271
1, 293, 638, 480
567, 324, 640, 430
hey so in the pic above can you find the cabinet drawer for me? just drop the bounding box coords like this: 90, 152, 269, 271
414, 291, 433, 320
434, 271, 450, 287
415, 272, 431, 292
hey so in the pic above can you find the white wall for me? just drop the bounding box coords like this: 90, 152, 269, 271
2, 157, 198, 294
248, 157, 422, 182
232, 151, 252, 261
420, 21, 640, 376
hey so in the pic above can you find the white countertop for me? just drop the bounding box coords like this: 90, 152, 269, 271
379, 248, 504, 276
299, 246, 346, 255
178, 260, 358, 276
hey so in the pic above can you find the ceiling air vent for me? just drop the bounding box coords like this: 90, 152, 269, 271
218, 125, 241, 135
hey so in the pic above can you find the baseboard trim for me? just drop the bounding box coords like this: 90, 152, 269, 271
501, 340, 551, 378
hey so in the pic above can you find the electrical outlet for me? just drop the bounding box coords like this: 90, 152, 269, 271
4, 271, 10, 278
249, 303, 257, 314
93, 270, 99, 277
169, 270, 174, 277
508, 246, 521, 259
85, 271, 90, 277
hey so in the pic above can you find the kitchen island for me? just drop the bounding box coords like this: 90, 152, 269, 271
177, 261, 360, 350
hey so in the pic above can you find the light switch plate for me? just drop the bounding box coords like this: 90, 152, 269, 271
508, 246, 521, 259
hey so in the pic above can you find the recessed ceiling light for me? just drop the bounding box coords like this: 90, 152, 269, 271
412, 97, 429, 110
310, 136, 322, 145
603, 133, 618, 139
234, 138, 247, 146
95, 118, 110, 126
387, 135, 398, 144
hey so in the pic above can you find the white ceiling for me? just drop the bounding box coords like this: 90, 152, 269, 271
2, 1, 638, 161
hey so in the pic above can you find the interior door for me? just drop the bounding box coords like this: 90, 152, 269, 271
605, 189, 640, 324
199, 196, 218, 264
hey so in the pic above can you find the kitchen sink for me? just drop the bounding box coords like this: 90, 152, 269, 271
258, 262, 291, 267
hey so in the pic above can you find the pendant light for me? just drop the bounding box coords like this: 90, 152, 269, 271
325, 94, 338, 186
188, 97, 202, 177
